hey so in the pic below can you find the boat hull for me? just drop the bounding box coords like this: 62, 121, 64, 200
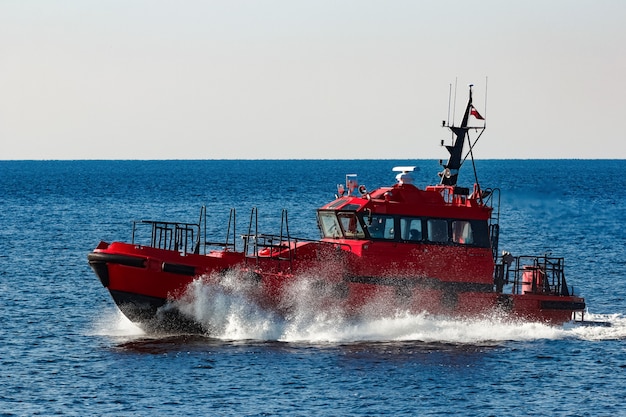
88, 241, 585, 332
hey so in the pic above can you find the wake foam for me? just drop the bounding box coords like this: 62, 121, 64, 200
90, 307, 145, 340
95, 271, 626, 344
564, 313, 626, 341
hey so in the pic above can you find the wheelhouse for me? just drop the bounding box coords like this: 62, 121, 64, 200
317, 204, 491, 248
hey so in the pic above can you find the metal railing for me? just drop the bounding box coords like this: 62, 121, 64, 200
129, 206, 352, 269
496, 254, 572, 296
132, 220, 199, 254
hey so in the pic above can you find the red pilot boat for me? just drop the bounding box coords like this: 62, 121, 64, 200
88, 85, 586, 332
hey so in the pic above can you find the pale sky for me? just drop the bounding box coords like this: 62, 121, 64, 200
1, 0, 625, 160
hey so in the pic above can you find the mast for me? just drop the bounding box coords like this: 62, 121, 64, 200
440, 84, 483, 187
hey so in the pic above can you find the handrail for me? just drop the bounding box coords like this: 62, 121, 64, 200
504, 254, 570, 296
132, 219, 200, 254
130, 207, 352, 267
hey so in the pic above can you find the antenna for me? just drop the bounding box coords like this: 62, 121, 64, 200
447, 83, 452, 127
452, 77, 458, 126
483, 76, 488, 128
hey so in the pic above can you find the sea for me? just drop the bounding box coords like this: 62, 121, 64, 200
1, 159, 625, 417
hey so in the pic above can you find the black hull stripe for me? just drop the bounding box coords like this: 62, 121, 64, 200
541, 300, 586, 311
344, 275, 494, 293
161, 262, 196, 276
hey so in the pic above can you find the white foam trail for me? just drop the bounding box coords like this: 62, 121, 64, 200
564, 313, 626, 341
169, 272, 626, 344
322, 313, 566, 344
94, 273, 626, 344
89, 307, 145, 339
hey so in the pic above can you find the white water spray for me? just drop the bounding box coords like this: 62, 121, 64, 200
94, 271, 626, 344
90, 307, 145, 340
160, 272, 626, 343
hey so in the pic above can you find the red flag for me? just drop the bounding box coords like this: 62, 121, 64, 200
470, 106, 484, 120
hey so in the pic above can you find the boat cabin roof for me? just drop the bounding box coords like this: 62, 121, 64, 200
320, 183, 491, 220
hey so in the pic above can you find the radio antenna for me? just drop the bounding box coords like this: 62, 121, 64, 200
447, 83, 452, 127
452, 77, 458, 127
483, 76, 488, 128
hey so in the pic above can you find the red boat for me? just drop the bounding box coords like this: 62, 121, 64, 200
88, 85, 586, 332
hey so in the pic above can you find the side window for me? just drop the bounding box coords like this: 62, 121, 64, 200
400, 217, 423, 241
470, 220, 491, 247
452, 220, 474, 244
427, 219, 448, 243
368, 215, 395, 240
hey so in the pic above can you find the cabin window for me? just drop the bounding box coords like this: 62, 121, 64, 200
452, 220, 474, 244
355, 214, 490, 247
400, 217, 423, 241
470, 220, 491, 247
337, 212, 366, 238
368, 215, 395, 239
318, 211, 343, 238
427, 219, 449, 243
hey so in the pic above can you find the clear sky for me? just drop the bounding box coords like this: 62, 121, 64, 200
1, 0, 624, 160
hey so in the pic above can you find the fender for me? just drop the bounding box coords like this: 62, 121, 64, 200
87, 252, 147, 287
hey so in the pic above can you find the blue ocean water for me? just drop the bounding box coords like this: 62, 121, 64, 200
1, 159, 625, 416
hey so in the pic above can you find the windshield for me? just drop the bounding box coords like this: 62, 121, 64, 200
337, 212, 366, 238
318, 211, 365, 239
319, 211, 343, 238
